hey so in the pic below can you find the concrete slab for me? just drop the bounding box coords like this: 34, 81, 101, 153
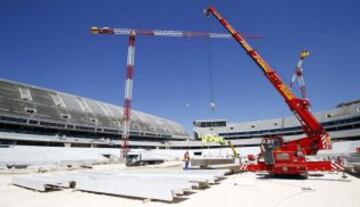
12, 176, 61, 191
11, 169, 229, 201
75, 177, 178, 201
76, 172, 196, 188
191, 157, 235, 167
102, 169, 229, 183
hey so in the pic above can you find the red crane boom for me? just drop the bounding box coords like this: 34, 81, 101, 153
205, 6, 331, 155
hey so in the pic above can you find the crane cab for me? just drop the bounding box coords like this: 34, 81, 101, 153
259, 136, 284, 165
258, 136, 308, 177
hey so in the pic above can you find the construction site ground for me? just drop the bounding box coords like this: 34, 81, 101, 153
1, 163, 360, 207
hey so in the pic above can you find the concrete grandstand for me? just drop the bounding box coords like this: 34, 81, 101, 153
0, 78, 359, 152
0, 79, 189, 148
193, 100, 360, 147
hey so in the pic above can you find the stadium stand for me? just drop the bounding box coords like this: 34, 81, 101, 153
0, 79, 189, 148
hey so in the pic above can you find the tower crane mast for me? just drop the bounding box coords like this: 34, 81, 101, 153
121, 31, 135, 157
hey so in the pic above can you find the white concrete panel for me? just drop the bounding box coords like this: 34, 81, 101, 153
77, 172, 195, 188
12, 176, 53, 192
75, 177, 177, 201
11, 169, 229, 201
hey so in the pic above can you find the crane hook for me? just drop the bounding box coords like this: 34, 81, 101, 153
210, 102, 216, 112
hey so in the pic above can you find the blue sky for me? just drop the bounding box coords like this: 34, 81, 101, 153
0, 0, 359, 133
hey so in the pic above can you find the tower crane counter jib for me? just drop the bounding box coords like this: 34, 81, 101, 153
205, 6, 338, 177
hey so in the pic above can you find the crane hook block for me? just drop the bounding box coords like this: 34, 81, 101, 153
210, 102, 216, 111
204, 7, 211, 16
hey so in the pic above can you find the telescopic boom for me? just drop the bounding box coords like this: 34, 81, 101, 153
205, 6, 331, 155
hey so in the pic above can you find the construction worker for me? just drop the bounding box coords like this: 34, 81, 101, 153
183, 151, 190, 170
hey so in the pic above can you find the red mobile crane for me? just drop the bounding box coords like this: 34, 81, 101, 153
91, 26, 260, 158
205, 6, 342, 177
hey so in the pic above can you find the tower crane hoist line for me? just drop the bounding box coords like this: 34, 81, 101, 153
206, 31, 216, 114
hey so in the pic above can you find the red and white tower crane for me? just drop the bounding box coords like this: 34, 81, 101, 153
290, 49, 310, 102
91, 26, 261, 157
